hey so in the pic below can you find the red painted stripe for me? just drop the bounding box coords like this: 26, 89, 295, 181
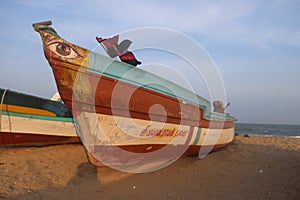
0, 132, 80, 147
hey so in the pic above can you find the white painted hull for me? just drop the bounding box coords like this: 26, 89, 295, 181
0, 112, 79, 146
75, 111, 234, 147
74, 111, 234, 171
1, 113, 76, 137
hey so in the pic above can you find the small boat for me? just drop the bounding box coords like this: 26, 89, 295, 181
0, 88, 79, 147
33, 21, 236, 171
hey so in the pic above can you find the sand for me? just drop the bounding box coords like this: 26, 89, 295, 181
0, 135, 299, 200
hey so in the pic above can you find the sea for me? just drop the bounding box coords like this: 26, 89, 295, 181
235, 123, 300, 138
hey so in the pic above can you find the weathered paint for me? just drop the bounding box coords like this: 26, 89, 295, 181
1, 112, 76, 136
75, 112, 234, 146
33, 21, 236, 167
0, 88, 77, 147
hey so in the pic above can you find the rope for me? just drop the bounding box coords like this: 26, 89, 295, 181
0, 89, 9, 131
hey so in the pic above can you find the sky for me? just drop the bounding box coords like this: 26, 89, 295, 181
0, 0, 299, 125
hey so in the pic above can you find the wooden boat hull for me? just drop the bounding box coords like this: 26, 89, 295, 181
76, 111, 234, 168
33, 21, 235, 169
0, 89, 79, 147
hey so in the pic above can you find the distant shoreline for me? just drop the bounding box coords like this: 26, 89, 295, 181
235, 123, 300, 137
236, 122, 300, 126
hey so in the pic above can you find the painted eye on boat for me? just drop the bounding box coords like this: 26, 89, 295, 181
47, 41, 81, 59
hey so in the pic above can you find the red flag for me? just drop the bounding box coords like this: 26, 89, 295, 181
96, 35, 141, 66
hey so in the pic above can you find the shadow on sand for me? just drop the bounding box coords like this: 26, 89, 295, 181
2, 139, 300, 200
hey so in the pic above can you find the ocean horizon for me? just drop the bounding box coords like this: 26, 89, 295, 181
235, 123, 300, 137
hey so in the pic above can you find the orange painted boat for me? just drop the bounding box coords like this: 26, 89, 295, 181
0, 88, 79, 147
33, 21, 235, 171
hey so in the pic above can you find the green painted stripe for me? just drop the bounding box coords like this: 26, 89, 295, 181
193, 127, 201, 145
1, 111, 74, 123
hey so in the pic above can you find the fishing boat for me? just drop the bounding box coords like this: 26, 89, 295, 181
0, 88, 79, 147
33, 21, 235, 170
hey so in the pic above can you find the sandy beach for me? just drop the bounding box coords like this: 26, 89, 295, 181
0, 135, 299, 200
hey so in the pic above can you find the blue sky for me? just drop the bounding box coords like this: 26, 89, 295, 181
0, 0, 299, 125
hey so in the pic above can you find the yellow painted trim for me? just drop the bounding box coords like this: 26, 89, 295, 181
1, 104, 56, 116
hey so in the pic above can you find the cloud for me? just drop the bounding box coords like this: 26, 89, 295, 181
11, 0, 298, 50
37, 0, 300, 50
